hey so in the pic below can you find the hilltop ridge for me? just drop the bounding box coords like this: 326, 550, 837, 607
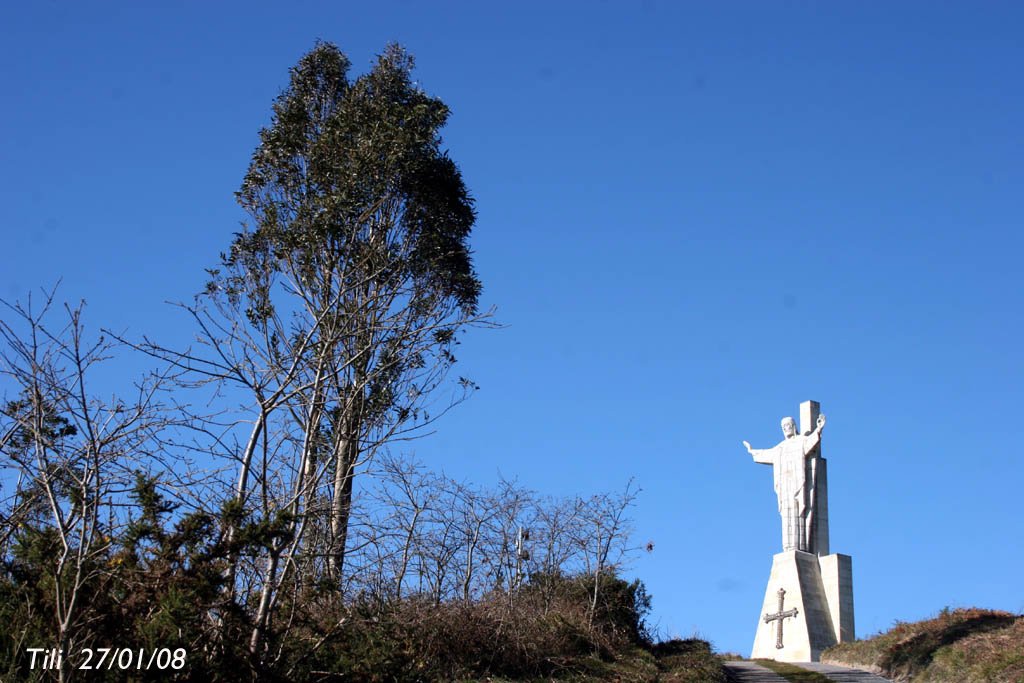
822, 607, 1023, 682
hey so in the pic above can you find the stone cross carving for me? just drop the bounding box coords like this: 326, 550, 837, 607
764, 588, 799, 649
743, 403, 826, 552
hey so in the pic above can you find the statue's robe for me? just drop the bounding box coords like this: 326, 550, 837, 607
752, 430, 822, 552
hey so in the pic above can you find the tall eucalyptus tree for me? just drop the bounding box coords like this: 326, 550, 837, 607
198, 41, 489, 653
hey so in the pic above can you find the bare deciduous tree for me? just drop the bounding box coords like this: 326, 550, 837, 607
0, 291, 186, 682
338, 454, 642, 620
572, 479, 640, 626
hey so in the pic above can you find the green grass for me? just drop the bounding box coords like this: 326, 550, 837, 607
752, 659, 834, 683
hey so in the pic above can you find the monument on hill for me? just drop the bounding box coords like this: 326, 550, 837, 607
742, 400, 854, 662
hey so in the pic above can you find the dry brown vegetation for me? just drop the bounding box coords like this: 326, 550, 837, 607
264, 576, 725, 682
823, 607, 1024, 682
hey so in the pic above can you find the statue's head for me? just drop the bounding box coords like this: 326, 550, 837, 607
780, 417, 797, 438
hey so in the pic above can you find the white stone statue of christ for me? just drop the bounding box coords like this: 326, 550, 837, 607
744, 413, 826, 552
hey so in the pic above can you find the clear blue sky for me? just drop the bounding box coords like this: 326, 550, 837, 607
3, 1, 1022, 655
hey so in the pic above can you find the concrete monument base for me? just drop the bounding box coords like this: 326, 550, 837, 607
751, 550, 854, 662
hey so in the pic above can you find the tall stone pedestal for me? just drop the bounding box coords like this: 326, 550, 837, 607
751, 551, 854, 662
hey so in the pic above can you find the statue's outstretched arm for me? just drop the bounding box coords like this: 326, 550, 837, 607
804, 414, 826, 453
745, 441, 774, 464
